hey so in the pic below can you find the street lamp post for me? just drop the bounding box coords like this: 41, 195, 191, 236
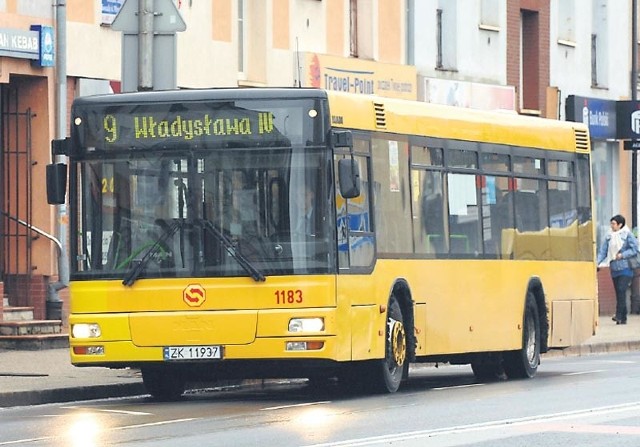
633, 0, 638, 230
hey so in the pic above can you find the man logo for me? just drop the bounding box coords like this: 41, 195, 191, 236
632, 110, 640, 135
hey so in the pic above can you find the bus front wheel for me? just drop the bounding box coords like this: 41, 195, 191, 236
367, 294, 407, 393
503, 293, 540, 379
142, 366, 186, 401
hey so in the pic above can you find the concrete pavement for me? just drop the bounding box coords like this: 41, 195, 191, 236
1, 314, 639, 408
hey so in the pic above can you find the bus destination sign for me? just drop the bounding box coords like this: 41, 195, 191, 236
75, 102, 289, 152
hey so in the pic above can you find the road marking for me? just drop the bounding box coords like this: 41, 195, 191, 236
521, 422, 640, 435
261, 401, 331, 411
60, 406, 151, 416
0, 418, 198, 445
0, 438, 50, 446
302, 401, 640, 446
432, 383, 484, 391
96, 409, 152, 416
114, 418, 198, 430
562, 369, 605, 376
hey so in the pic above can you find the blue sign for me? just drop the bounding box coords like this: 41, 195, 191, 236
102, 0, 126, 25
565, 95, 616, 140
30, 25, 54, 67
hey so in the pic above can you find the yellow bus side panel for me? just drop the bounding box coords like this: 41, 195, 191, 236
339, 258, 596, 357
550, 299, 596, 347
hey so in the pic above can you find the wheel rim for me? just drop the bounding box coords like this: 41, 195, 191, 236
389, 319, 406, 367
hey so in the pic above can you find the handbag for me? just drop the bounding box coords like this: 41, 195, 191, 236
629, 252, 640, 270
627, 233, 640, 270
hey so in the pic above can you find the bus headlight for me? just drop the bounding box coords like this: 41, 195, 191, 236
288, 318, 324, 333
72, 323, 101, 339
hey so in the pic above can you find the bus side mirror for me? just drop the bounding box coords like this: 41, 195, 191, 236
338, 158, 360, 199
46, 163, 67, 205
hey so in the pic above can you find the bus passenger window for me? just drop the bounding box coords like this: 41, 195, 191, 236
412, 169, 447, 255
481, 175, 511, 257
447, 173, 481, 256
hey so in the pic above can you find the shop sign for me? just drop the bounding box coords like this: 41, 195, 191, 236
420, 77, 515, 111
30, 25, 54, 67
565, 95, 616, 140
0, 26, 54, 67
102, 0, 126, 25
616, 100, 640, 141
302, 52, 417, 100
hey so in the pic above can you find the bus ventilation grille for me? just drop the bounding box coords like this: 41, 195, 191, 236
574, 128, 590, 153
374, 102, 386, 129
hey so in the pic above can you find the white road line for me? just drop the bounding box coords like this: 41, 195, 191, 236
0, 418, 198, 445
432, 383, 484, 391
562, 369, 605, 376
60, 405, 151, 415
96, 409, 152, 416
114, 418, 198, 431
261, 401, 331, 411
302, 401, 640, 447
0, 438, 50, 446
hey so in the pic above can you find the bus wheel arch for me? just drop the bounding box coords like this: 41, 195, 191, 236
361, 281, 413, 393
503, 288, 542, 379
527, 278, 549, 354
391, 279, 416, 365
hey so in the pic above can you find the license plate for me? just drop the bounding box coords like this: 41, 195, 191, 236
163, 345, 222, 361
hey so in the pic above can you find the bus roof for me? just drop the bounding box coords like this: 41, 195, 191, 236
71, 87, 589, 153
325, 90, 590, 153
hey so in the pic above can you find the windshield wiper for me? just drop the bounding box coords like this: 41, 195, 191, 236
122, 219, 182, 287
201, 220, 266, 282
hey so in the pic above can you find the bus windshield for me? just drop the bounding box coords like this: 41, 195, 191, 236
71, 97, 335, 281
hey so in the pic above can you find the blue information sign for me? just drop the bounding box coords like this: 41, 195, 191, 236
565, 95, 617, 140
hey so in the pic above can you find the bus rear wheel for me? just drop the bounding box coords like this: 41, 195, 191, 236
503, 293, 540, 379
141, 366, 186, 401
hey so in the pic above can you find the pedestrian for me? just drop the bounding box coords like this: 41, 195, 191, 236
597, 214, 639, 325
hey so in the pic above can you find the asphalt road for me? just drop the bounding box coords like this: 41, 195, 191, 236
2, 351, 640, 446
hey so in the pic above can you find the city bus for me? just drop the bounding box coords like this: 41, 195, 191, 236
47, 88, 597, 400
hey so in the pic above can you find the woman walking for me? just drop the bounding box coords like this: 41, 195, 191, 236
597, 214, 639, 325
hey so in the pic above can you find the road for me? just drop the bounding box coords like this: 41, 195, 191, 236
2, 352, 640, 446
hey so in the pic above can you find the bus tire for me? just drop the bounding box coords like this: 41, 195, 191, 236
503, 293, 540, 379
142, 367, 186, 401
366, 294, 407, 393
471, 356, 506, 381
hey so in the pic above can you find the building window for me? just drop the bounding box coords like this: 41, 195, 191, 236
436, 1, 457, 70
521, 9, 540, 112
557, 0, 575, 44
350, 0, 358, 57
238, 0, 246, 75
406, 0, 415, 65
591, 0, 608, 88
480, 0, 500, 29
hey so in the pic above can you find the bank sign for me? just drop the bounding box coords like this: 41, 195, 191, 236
565, 95, 616, 140
0, 26, 54, 67
303, 53, 417, 100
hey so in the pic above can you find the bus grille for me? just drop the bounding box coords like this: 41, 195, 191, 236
574, 128, 590, 153
374, 102, 386, 129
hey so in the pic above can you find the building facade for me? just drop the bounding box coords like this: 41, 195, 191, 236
0, 0, 636, 321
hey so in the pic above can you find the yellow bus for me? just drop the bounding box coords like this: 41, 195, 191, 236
47, 88, 596, 400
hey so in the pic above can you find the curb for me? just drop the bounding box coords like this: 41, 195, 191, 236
542, 340, 640, 358
0, 382, 147, 408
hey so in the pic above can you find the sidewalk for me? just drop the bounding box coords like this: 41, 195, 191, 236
1, 315, 639, 408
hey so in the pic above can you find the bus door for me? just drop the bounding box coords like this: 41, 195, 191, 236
335, 137, 375, 271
